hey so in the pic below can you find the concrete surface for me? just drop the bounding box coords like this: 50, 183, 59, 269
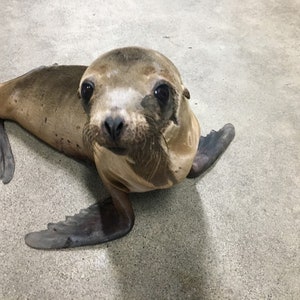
0, 0, 299, 299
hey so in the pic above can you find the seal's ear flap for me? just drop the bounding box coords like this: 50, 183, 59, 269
183, 87, 190, 99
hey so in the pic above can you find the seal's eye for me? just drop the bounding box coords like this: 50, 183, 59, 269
81, 81, 94, 102
154, 84, 170, 105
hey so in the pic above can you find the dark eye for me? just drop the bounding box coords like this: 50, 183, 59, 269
154, 84, 170, 105
81, 81, 94, 102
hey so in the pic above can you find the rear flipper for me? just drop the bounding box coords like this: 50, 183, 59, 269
0, 119, 15, 184
25, 190, 134, 249
187, 123, 235, 178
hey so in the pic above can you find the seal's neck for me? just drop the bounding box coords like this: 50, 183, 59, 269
127, 136, 178, 187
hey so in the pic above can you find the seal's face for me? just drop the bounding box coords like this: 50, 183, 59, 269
79, 47, 188, 160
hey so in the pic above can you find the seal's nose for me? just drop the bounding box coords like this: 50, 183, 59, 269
103, 116, 124, 141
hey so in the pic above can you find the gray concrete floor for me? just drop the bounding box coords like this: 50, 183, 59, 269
0, 1, 299, 299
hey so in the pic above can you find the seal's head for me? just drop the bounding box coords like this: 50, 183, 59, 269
79, 47, 190, 155
79, 47, 199, 191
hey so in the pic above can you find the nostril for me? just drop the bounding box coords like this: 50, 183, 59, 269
104, 116, 124, 140
115, 118, 124, 136
104, 117, 113, 137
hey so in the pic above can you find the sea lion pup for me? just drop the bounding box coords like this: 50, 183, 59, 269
0, 47, 235, 249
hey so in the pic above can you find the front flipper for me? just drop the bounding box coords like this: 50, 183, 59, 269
25, 188, 134, 249
0, 119, 15, 184
187, 123, 235, 178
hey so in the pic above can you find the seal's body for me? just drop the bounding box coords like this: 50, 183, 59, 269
0, 47, 235, 249
0, 65, 90, 160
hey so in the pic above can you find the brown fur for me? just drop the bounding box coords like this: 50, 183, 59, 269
0, 47, 200, 193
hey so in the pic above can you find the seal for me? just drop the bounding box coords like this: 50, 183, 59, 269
0, 47, 235, 249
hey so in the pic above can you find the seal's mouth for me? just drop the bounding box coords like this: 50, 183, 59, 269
106, 147, 127, 156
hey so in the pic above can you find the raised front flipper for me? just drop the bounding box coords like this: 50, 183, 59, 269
187, 123, 235, 178
25, 188, 134, 249
0, 119, 15, 184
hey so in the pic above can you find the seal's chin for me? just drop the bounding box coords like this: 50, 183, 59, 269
106, 147, 128, 156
